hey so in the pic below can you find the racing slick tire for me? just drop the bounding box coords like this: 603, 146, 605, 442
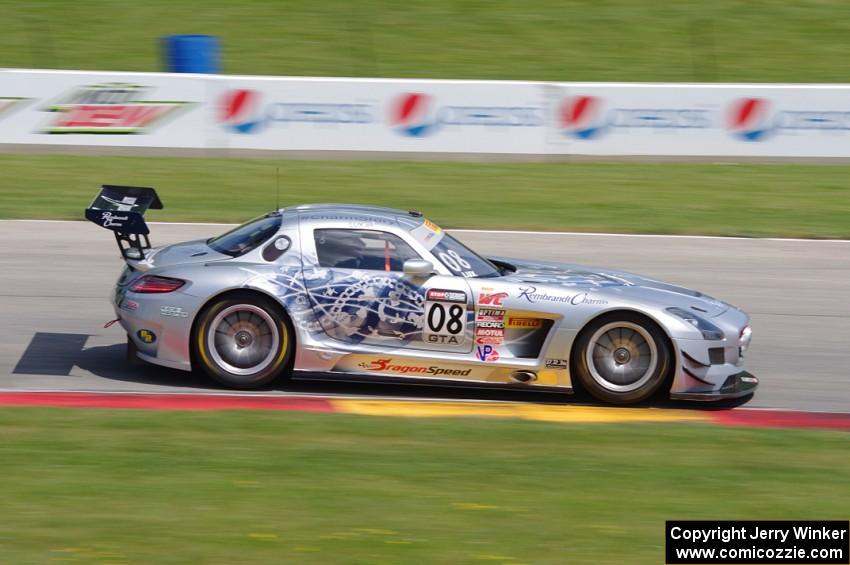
193, 292, 293, 389
571, 312, 672, 405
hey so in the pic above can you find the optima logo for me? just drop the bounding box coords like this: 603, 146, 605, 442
388, 92, 544, 137
218, 89, 374, 134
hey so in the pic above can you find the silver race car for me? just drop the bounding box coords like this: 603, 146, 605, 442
87, 185, 757, 405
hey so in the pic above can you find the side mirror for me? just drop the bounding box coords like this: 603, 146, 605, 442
403, 259, 434, 277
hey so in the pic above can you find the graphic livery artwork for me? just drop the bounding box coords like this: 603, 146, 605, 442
41, 83, 192, 134
87, 188, 757, 406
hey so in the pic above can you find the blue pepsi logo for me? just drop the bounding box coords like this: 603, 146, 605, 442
560, 95, 607, 139
219, 89, 264, 134
389, 93, 437, 137
727, 98, 772, 141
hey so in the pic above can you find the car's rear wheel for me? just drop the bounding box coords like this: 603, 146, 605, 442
193, 293, 292, 389
572, 312, 672, 405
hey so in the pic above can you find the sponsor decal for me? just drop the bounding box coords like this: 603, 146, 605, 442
424, 290, 467, 345
475, 326, 505, 345
306, 213, 395, 226
506, 316, 542, 329
100, 211, 129, 228
0, 97, 29, 120
160, 305, 188, 318
559, 95, 711, 140
219, 88, 373, 134
545, 358, 569, 369
727, 97, 772, 142
358, 358, 472, 377
478, 290, 508, 306
517, 286, 608, 306
388, 91, 544, 138
475, 344, 500, 362
560, 95, 607, 140
41, 83, 191, 134
476, 308, 505, 321
137, 329, 156, 344
426, 288, 466, 303
410, 218, 444, 249
100, 194, 139, 211
476, 320, 504, 329
121, 299, 139, 311
726, 97, 850, 142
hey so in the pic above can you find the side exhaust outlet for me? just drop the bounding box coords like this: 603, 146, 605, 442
510, 371, 537, 384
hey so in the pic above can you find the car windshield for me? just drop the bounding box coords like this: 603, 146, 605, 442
431, 233, 501, 278
208, 214, 282, 257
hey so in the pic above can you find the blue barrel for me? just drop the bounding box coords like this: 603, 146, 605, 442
162, 35, 220, 74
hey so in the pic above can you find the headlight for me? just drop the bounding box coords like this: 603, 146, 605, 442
667, 307, 725, 340
739, 325, 752, 352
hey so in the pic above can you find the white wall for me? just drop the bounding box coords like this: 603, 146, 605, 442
2, 69, 850, 159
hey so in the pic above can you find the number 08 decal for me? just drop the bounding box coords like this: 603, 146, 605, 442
423, 288, 467, 345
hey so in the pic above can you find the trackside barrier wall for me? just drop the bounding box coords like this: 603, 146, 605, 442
3, 68, 850, 159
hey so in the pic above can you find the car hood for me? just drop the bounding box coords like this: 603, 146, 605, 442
129, 239, 230, 272
496, 256, 730, 317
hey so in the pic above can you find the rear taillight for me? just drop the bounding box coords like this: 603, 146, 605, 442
129, 275, 186, 293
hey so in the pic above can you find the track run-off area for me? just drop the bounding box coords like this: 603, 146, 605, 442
1, 219, 849, 427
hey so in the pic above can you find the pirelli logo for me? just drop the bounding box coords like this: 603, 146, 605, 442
506, 317, 542, 329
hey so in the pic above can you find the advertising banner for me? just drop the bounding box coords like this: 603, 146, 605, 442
3, 69, 850, 159
209, 77, 546, 153
0, 69, 206, 148
551, 83, 850, 158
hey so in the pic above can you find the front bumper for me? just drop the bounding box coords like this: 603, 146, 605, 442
669, 371, 758, 401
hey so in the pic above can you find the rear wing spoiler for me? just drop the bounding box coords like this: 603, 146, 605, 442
85, 185, 163, 260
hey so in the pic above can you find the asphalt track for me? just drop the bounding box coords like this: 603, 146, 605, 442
1, 220, 848, 413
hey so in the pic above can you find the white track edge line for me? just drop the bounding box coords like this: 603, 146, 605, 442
3, 219, 848, 243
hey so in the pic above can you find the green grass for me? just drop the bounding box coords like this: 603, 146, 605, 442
2, 154, 850, 238
3, 1, 850, 82
0, 408, 848, 564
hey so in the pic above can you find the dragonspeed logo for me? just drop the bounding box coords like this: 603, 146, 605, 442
358, 358, 471, 377
218, 89, 373, 134
388, 92, 543, 137
41, 83, 191, 134
559, 95, 711, 139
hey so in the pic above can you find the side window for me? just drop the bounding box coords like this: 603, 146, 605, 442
314, 229, 421, 272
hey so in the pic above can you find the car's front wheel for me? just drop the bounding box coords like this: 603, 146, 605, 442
193, 293, 292, 389
571, 312, 672, 405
